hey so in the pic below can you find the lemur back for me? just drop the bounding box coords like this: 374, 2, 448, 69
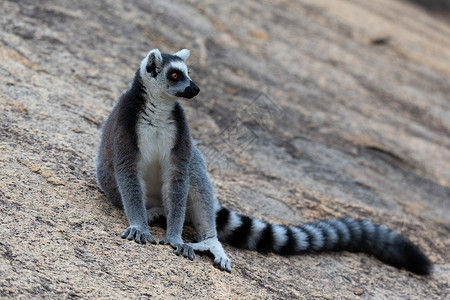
96, 48, 431, 275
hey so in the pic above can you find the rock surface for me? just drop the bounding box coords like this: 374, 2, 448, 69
1, 0, 449, 299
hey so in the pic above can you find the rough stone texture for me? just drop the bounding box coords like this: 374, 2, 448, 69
1, 0, 449, 299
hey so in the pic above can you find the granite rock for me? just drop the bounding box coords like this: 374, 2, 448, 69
1, 0, 449, 299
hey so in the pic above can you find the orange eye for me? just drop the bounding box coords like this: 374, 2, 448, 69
171, 72, 178, 79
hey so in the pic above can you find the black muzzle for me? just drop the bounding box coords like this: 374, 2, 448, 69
176, 80, 200, 99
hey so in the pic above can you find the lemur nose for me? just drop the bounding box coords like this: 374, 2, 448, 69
189, 81, 200, 96
191, 81, 200, 95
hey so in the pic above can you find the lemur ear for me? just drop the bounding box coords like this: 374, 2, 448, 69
145, 49, 163, 77
173, 49, 190, 61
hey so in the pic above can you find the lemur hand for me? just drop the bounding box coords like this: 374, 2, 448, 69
121, 225, 156, 244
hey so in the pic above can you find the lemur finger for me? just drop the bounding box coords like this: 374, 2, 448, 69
182, 245, 195, 261
121, 227, 136, 240
135, 232, 144, 244
214, 257, 231, 272
121, 227, 131, 239
127, 228, 137, 241
221, 258, 231, 273
224, 261, 231, 273
175, 245, 183, 256
159, 239, 174, 247
159, 238, 183, 249
175, 244, 195, 260
146, 234, 157, 245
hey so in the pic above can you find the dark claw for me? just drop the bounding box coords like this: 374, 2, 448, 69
136, 232, 143, 243
127, 228, 137, 241
121, 228, 130, 239
184, 246, 195, 260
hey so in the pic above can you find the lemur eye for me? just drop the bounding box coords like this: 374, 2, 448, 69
171, 72, 178, 79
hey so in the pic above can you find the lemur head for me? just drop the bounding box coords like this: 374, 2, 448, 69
139, 48, 200, 100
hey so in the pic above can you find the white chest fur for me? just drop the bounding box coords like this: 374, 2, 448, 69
136, 101, 177, 206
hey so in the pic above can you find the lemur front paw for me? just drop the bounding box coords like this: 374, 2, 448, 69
175, 244, 195, 261
159, 236, 195, 260
121, 225, 156, 244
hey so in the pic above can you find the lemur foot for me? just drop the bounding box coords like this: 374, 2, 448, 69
185, 237, 231, 272
146, 207, 165, 224
214, 255, 231, 273
121, 225, 156, 244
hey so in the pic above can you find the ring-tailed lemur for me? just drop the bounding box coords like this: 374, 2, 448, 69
95, 49, 431, 275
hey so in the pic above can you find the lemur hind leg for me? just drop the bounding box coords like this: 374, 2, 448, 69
182, 238, 231, 272
146, 206, 165, 224
182, 147, 231, 272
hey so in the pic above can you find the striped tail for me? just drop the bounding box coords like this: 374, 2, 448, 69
215, 207, 431, 275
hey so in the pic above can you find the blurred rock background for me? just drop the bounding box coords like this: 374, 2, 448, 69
408, 0, 450, 14
1, 0, 449, 299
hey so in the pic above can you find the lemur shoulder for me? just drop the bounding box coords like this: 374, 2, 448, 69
96, 48, 431, 275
